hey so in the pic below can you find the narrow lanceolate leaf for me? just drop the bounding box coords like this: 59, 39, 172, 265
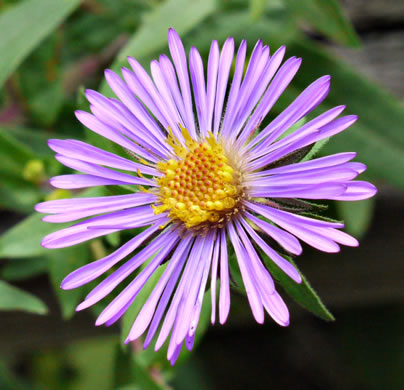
283, 0, 361, 47
0, 188, 105, 259
0, 280, 48, 314
117, 0, 216, 62
336, 198, 375, 238
288, 39, 404, 189
0, 130, 36, 174
1, 126, 67, 157
100, 0, 217, 95
0, 0, 81, 88
0, 213, 68, 258
1, 257, 48, 281
301, 137, 329, 162
262, 252, 335, 321
249, 0, 267, 21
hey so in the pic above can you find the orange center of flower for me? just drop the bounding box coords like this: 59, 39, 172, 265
153, 127, 241, 229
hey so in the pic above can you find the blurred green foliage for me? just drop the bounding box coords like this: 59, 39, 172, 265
0, 0, 403, 388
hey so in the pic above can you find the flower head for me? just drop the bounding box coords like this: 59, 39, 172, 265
36, 28, 376, 364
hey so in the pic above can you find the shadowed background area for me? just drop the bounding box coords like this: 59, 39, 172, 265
0, 0, 403, 389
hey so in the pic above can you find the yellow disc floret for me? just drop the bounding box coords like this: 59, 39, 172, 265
153, 127, 241, 229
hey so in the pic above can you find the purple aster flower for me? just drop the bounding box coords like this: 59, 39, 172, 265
35, 28, 376, 364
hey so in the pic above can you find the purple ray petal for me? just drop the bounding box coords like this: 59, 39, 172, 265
213, 37, 234, 136
169, 342, 183, 366
316, 227, 359, 247
175, 232, 215, 344
328, 181, 378, 201
35, 192, 156, 214
221, 40, 247, 139
261, 290, 290, 326
150, 59, 185, 128
41, 206, 157, 249
239, 217, 301, 283
142, 237, 194, 349
206, 40, 219, 132
126, 236, 192, 341
123, 62, 182, 142
154, 235, 205, 351
234, 219, 275, 294
245, 212, 302, 256
94, 233, 180, 325
246, 202, 342, 253
250, 152, 357, 177
168, 28, 196, 138
228, 46, 286, 143
247, 201, 344, 228
246, 129, 320, 171
241, 76, 331, 151
75, 110, 159, 163
188, 235, 216, 334
230, 41, 267, 132
104, 69, 169, 141
213, 38, 234, 135
252, 105, 345, 158
247, 165, 360, 186
248, 183, 347, 200
41, 194, 156, 223
189, 47, 207, 136
234, 56, 301, 145
48, 139, 159, 176
210, 234, 220, 324
78, 228, 178, 312
219, 228, 231, 324
247, 161, 363, 182
61, 222, 164, 290
49, 174, 131, 189
227, 221, 265, 323
54, 154, 155, 187
158, 54, 188, 128
167, 315, 183, 361
87, 87, 169, 157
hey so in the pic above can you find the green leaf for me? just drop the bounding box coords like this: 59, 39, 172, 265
1, 256, 48, 281
287, 39, 404, 189
47, 244, 89, 319
0, 179, 42, 213
182, 9, 297, 58
0, 213, 68, 258
283, 0, 360, 47
0, 128, 35, 174
132, 363, 168, 390
116, 386, 140, 390
1, 126, 64, 157
100, 0, 217, 95
336, 197, 375, 238
65, 336, 118, 390
228, 242, 333, 321
262, 253, 334, 321
0, 187, 106, 258
0, 0, 81, 88
300, 137, 329, 162
0, 359, 32, 390
0, 280, 48, 314
279, 117, 306, 140
118, 0, 216, 61
249, 0, 266, 20
84, 126, 127, 159
106, 231, 121, 248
